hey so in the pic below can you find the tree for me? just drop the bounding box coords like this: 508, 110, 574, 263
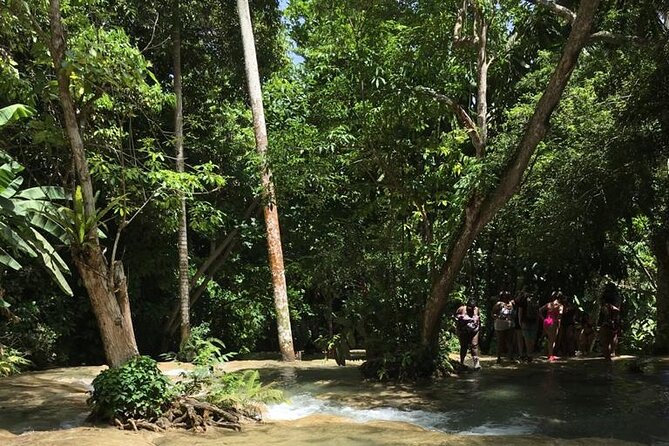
237, 0, 295, 361
419, 0, 600, 353
46, 0, 139, 367
172, 0, 191, 349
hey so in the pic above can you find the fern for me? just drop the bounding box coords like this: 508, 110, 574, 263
0, 346, 32, 377
196, 370, 284, 418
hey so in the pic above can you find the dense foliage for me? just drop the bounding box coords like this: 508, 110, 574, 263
1, 0, 669, 379
88, 355, 172, 421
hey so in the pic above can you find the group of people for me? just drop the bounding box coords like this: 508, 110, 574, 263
454, 285, 622, 370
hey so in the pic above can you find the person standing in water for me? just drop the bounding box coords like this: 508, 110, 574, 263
455, 299, 482, 370
493, 291, 515, 364
518, 292, 540, 362
540, 291, 564, 362
599, 283, 621, 359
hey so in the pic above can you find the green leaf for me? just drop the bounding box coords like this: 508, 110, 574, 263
0, 247, 22, 270
0, 104, 35, 127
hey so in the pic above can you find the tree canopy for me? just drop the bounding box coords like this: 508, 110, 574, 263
1, 0, 668, 376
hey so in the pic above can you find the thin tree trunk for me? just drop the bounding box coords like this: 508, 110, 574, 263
48, 0, 138, 367
421, 0, 601, 350
173, 2, 190, 349
163, 197, 261, 340
237, 0, 295, 361
474, 6, 488, 158
651, 234, 669, 354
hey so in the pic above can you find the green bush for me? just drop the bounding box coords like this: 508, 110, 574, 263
88, 356, 172, 421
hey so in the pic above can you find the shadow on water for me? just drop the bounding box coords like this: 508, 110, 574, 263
0, 366, 101, 434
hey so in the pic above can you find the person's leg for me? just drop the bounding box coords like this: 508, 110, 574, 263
611, 329, 619, 357
578, 329, 587, 355
600, 326, 611, 359
470, 332, 481, 369
459, 334, 468, 365
505, 329, 515, 360
522, 325, 536, 361
515, 329, 525, 359
567, 326, 576, 356
547, 326, 558, 359
495, 329, 503, 362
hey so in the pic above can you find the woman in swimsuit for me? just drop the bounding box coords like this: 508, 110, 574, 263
599, 288, 621, 360
455, 299, 481, 370
540, 291, 564, 361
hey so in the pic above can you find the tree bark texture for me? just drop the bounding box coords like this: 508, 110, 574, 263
48, 0, 138, 367
420, 0, 601, 349
651, 234, 669, 354
237, 0, 295, 361
173, 5, 191, 349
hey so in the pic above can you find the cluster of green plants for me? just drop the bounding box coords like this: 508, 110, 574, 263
176, 368, 284, 419
87, 328, 283, 424
175, 323, 236, 365
88, 355, 173, 421
0, 345, 31, 376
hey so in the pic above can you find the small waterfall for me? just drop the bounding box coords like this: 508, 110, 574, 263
265, 394, 540, 435
265, 394, 451, 430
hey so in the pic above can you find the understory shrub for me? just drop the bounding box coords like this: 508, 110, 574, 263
205, 369, 284, 418
0, 346, 31, 376
177, 323, 235, 365
88, 355, 172, 421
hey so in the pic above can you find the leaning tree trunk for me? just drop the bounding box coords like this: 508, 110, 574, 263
172, 1, 191, 349
651, 233, 669, 354
237, 0, 295, 361
421, 0, 601, 350
48, 0, 138, 367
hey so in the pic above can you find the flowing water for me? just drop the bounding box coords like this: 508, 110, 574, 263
1, 356, 668, 445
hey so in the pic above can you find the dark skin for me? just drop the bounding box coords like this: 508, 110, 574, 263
455, 304, 481, 367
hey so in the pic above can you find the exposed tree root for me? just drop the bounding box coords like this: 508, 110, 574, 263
113, 397, 246, 432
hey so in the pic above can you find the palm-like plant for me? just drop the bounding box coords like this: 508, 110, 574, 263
0, 104, 72, 300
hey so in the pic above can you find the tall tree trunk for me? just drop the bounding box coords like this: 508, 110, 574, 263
48, 0, 138, 367
420, 0, 601, 350
163, 197, 261, 341
173, 1, 190, 349
651, 233, 669, 354
237, 0, 295, 361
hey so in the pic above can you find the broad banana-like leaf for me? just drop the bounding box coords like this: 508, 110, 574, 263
0, 104, 35, 127
15, 186, 68, 201
0, 176, 24, 199
0, 196, 16, 213
31, 229, 72, 296
0, 221, 38, 258
0, 247, 22, 270
26, 211, 69, 244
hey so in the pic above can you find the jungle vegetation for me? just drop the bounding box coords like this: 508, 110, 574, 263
1, 0, 668, 381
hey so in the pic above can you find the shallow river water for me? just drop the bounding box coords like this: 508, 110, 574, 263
1, 356, 668, 445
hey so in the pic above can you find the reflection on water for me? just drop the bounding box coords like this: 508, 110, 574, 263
0, 357, 668, 445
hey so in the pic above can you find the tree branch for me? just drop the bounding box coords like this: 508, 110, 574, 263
589, 31, 645, 46
141, 12, 161, 53
414, 86, 484, 154
530, 0, 576, 24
